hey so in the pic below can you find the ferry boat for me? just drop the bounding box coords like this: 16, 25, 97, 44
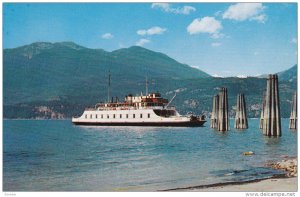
72, 93, 206, 127
72, 76, 206, 127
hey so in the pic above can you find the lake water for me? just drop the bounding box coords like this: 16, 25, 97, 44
3, 119, 297, 191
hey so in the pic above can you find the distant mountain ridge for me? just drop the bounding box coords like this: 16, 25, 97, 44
277, 64, 297, 82
3, 42, 297, 119
257, 64, 297, 81
4, 42, 210, 105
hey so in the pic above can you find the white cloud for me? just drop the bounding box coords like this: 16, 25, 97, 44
223, 3, 267, 23
137, 26, 167, 36
211, 42, 222, 47
136, 38, 150, 46
214, 10, 222, 17
180, 6, 196, 15
101, 33, 114, 39
250, 14, 267, 23
211, 33, 225, 39
151, 3, 196, 15
152, 3, 169, 10
187, 17, 222, 35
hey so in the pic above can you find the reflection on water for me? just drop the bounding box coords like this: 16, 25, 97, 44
3, 119, 297, 191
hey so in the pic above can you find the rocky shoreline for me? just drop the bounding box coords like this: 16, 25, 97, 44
266, 157, 297, 177
161, 157, 297, 192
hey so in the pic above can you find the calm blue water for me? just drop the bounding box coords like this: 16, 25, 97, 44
3, 119, 297, 191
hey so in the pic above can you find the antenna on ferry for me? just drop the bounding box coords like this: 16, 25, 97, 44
145, 76, 149, 96
108, 70, 111, 103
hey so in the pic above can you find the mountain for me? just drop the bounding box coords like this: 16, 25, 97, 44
277, 64, 297, 82
4, 42, 210, 118
258, 64, 297, 81
3, 42, 297, 119
4, 42, 210, 104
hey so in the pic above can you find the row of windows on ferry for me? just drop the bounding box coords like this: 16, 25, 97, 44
85, 113, 151, 119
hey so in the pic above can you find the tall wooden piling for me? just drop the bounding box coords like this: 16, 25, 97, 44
217, 87, 230, 131
234, 93, 248, 129
259, 91, 266, 129
210, 95, 219, 128
289, 92, 297, 130
262, 74, 281, 136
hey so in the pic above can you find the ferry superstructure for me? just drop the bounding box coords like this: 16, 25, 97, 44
72, 92, 206, 127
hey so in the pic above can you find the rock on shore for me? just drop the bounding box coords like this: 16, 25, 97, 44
267, 158, 297, 177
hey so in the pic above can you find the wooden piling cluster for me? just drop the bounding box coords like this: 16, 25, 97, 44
211, 87, 230, 131
234, 93, 248, 129
210, 95, 219, 129
259, 92, 266, 129
289, 92, 297, 130
260, 74, 281, 137
218, 88, 230, 131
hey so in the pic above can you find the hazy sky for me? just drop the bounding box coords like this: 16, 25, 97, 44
3, 3, 297, 77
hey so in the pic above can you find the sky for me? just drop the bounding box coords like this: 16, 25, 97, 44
3, 3, 297, 77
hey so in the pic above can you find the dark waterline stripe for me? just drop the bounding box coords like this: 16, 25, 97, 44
72, 121, 206, 127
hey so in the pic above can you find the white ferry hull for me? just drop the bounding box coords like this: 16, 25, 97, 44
72, 108, 206, 127
72, 120, 206, 127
